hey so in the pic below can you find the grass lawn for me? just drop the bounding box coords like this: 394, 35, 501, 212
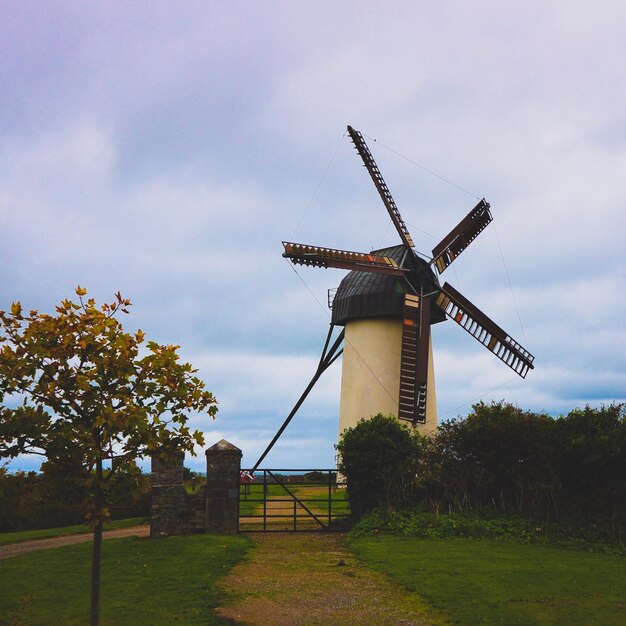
350, 536, 626, 625
0, 533, 251, 625
0, 517, 149, 546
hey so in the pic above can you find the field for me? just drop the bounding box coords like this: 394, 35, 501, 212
0, 533, 251, 626
350, 536, 626, 625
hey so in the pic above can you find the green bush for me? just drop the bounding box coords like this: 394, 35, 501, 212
337, 414, 419, 519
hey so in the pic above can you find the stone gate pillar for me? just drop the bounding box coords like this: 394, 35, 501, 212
150, 451, 185, 538
205, 439, 242, 533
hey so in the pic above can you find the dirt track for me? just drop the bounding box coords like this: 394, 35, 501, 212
0, 525, 150, 560
215, 533, 438, 625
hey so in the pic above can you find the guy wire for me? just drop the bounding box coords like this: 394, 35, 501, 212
439, 375, 517, 419
288, 264, 398, 406
363, 132, 481, 201
292, 131, 346, 238
376, 219, 392, 250
493, 223, 528, 345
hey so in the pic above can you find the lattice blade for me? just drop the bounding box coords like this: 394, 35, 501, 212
398, 294, 430, 425
282, 242, 405, 276
347, 125, 415, 249
431, 199, 493, 273
436, 283, 534, 378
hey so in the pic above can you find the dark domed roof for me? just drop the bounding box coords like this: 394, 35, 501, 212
330, 245, 446, 326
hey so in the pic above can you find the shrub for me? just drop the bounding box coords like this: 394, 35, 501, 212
349, 507, 626, 554
337, 414, 418, 519
338, 402, 625, 544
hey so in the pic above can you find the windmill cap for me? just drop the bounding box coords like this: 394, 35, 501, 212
330, 245, 445, 326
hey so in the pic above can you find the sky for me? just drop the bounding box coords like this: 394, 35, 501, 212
2, 1, 625, 472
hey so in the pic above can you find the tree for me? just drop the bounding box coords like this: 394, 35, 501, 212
337, 414, 417, 519
555, 403, 626, 534
0, 288, 217, 625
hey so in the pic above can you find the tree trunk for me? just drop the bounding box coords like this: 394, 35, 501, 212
90, 457, 104, 626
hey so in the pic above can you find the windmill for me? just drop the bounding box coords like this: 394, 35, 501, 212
282, 126, 534, 437
252, 125, 534, 470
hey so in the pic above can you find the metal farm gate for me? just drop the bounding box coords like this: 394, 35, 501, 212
238, 469, 350, 532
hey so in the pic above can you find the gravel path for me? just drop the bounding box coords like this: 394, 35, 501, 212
215, 533, 440, 626
0, 525, 150, 560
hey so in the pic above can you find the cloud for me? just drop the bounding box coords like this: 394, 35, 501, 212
187, 429, 334, 471
186, 349, 341, 414
2, 1, 625, 471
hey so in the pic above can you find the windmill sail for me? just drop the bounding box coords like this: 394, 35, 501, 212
347, 126, 415, 249
431, 199, 493, 273
435, 282, 534, 378
282, 242, 405, 276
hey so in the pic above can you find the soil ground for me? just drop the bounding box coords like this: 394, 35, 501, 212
0, 524, 150, 560
215, 532, 443, 626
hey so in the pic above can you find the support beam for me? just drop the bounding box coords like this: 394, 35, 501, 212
251, 325, 344, 471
